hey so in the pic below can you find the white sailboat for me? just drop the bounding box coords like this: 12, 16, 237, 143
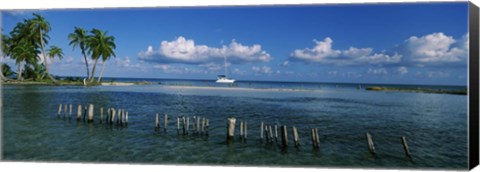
216, 55, 235, 83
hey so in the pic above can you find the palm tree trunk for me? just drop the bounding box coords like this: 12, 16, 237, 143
97, 61, 106, 82
39, 29, 58, 84
89, 58, 99, 83
82, 48, 90, 79
17, 64, 22, 81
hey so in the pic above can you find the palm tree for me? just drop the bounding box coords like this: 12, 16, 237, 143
87, 28, 116, 83
68, 27, 90, 79
46, 45, 63, 79
1, 34, 11, 81
29, 13, 57, 83
11, 39, 38, 80
1, 63, 15, 78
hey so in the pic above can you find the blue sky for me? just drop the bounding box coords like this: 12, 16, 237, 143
1, 2, 469, 85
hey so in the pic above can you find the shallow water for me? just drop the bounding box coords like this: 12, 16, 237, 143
2, 83, 468, 169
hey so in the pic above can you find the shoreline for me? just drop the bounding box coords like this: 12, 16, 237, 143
1, 80, 152, 86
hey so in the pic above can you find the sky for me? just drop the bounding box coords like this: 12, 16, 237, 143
1, 2, 470, 85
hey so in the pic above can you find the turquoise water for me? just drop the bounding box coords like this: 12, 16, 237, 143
2, 80, 468, 169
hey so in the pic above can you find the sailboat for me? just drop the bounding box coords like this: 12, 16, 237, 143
216, 55, 235, 83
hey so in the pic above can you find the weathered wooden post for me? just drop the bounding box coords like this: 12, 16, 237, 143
155, 113, 160, 130
226, 117, 236, 143
281, 125, 288, 147
125, 111, 129, 126
177, 116, 180, 134
87, 104, 94, 123
192, 116, 196, 132
110, 108, 116, 125
260, 122, 264, 142
186, 116, 190, 135
240, 121, 244, 139
63, 104, 67, 118
164, 114, 168, 132
202, 117, 206, 135
182, 116, 186, 135
292, 126, 299, 147
244, 121, 247, 140
57, 104, 62, 117
100, 107, 104, 124
365, 132, 376, 155
401, 136, 412, 158
206, 118, 210, 136
77, 105, 82, 121
69, 104, 72, 118
107, 108, 111, 124
122, 109, 126, 126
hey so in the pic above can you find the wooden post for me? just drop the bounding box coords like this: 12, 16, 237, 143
111, 108, 116, 125
206, 118, 209, 136
177, 117, 180, 134
77, 105, 82, 121
315, 128, 320, 148
57, 104, 62, 116
182, 116, 186, 135
311, 128, 316, 148
274, 125, 278, 142
100, 107, 103, 124
155, 113, 159, 130
226, 117, 236, 142
401, 136, 412, 158
240, 121, 244, 139
69, 104, 72, 118
122, 109, 125, 126
260, 122, 264, 142
281, 125, 288, 147
164, 114, 168, 132
292, 126, 299, 147
366, 132, 376, 155
87, 104, 94, 123
192, 115, 197, 134
244, 121, 247, 140
125, 111, 129, 126
106, 108, 111, 124
186, 116, 190, 135
202, 117, 205, 135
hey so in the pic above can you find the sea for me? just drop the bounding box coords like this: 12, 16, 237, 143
1, 78, 469, 169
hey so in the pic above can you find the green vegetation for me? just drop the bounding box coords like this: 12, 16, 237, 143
366, 86, 467, 95
1, 13, 117, 86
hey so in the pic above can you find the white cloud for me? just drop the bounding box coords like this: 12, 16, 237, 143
114, 56, 141, 68
139, 36, 272, 65
397, 66, 408, 75
290, 37, 402, 66
404, 32, 467, 64
427, 71, 450, 78
252, 65, 272, 74
367, 68, 388, 75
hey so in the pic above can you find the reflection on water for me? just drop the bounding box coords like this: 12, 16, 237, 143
2, 84, 468, 169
